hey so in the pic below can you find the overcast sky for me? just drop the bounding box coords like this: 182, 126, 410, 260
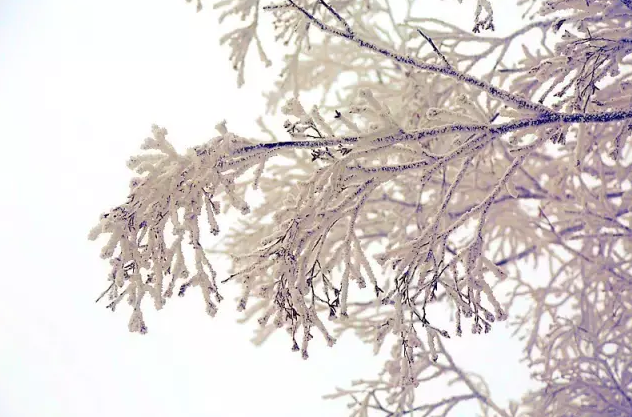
1, 1, 535, 416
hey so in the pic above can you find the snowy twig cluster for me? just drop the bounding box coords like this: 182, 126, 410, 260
91, 0, 632, 416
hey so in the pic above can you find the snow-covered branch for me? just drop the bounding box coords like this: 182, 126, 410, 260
90, 0, 632, 416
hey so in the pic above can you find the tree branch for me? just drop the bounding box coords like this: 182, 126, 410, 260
281, 0, 553, 114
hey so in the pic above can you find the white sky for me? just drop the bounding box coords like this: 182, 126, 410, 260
0, 1, 536, 416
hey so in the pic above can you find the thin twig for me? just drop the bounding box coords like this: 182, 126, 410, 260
417, 28, 451, 68
319, 0, 353, 35
95, 283, 114, 303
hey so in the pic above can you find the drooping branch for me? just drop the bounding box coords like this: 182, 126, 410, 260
91, 1, 632, 416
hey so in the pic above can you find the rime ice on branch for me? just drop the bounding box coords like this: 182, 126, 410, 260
92, 1, 632, 416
